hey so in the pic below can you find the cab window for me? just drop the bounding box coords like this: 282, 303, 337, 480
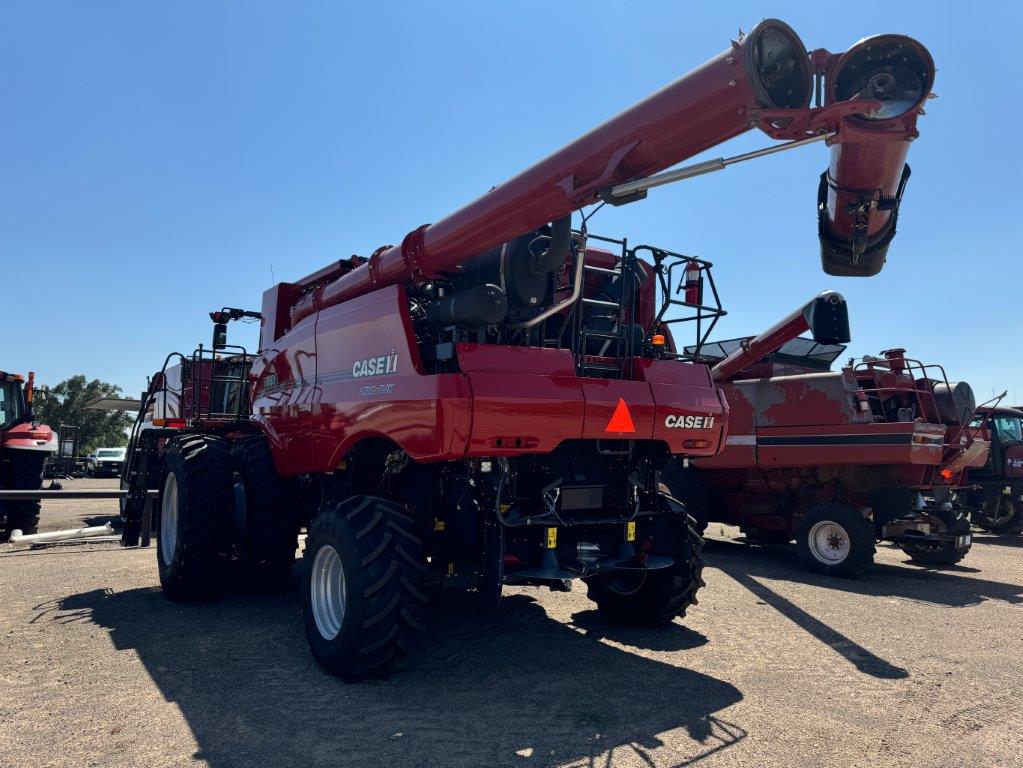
993, 416, 1023, 443
0, 382, 23, 428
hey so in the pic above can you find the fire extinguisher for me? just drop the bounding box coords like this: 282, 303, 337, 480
683, 260, 702, 306
855, 390, 870, 415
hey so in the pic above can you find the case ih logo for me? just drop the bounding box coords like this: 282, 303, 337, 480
353, 351, 399, 378
664, 414, 715, 429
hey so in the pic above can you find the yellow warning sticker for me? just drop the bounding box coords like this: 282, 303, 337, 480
626, 521, 636, 542
546, 527, 558, 549
433, 519, 445, 532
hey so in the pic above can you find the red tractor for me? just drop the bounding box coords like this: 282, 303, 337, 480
0, 371, 57, 540
119, 20, 936, 677
960, 405, 1023, 534
664, 292, 988, 576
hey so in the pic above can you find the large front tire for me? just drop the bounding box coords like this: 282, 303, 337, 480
796, 503, 875, 577
0, 450, 46, 541
301, 496, 429, 680
228, 435, 299, 593
157, 435, 232, 601
584, 514, 705, 625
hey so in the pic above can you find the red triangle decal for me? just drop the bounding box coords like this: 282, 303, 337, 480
605, 397, 636, 434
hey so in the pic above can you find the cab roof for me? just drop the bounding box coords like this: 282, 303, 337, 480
976, 405, 1023, 418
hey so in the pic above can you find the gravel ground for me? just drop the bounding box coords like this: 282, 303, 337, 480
2, 479, 1021, 768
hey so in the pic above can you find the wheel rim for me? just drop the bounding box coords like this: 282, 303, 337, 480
160, 473, 179, 566
984, 498, 1015, 526
807, 520, 851, 565
310, 544, 347, 641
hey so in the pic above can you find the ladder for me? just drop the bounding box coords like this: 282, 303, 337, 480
575, 244, 639, 380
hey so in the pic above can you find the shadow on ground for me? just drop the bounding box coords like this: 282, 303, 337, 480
51, 587, 744, 768
704, 537, 1023, 609
969, 531, 1023, 550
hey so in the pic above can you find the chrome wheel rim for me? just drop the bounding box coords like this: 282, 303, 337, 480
160, 473, 179, 566
310, 544, 347, 641
808, 520, 850, 565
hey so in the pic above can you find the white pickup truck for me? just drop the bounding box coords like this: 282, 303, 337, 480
86, 447, 126, 478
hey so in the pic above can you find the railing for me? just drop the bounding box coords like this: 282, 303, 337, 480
521, 230, 728, 379
852, 356, 962, 426
851, 355, 981, 464
633, 244, 727, 363
189, 344, 253, 422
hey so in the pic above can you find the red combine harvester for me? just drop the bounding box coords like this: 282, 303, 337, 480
665, 292, 987, 576
119, 20, 936, 678
0, 371, 57, 540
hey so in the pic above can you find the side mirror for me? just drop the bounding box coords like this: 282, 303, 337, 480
212, 322, 228, 350
804, 290, 851, 345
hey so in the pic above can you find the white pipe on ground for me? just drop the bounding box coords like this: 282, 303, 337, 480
9, 523, 115, 545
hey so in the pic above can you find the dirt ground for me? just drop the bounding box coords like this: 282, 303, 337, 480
2, 479, 1022, 768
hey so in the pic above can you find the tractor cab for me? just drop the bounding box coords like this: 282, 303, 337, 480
969, 406, 1023, 481
0, 370, 56, 541
0, 371, 29, 434
965, 406, 1023, 533
0, 371, 54, 451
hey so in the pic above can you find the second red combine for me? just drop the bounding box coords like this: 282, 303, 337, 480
665, 292, 987, 575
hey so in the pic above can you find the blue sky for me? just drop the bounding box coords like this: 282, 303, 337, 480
2, 2, 1020, 404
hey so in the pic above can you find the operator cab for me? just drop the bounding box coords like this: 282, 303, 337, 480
970, 406, 1023, 477
0, 373, 26, 430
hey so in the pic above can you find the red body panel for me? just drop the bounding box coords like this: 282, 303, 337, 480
252, 286, 727, 476
1, 421, 58, 453
698, 372, 946, 474
697, 372, 988, 489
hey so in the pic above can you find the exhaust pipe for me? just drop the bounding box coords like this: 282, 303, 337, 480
819, 35, 935, 276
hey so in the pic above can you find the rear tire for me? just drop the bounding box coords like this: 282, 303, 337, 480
0, 450, 46, 541
301, 496, 429, 680
972, 496, 1023, 534
584, 513, 705, 625
900, 506, 972, 565
659, 462, 711, 535
228, 435, 299, 593
796, 503, 875, 577
156, 434, 232, 601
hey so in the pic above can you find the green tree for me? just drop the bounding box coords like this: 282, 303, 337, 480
33, 375, 134, 455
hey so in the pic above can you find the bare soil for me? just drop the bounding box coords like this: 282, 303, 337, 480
2, 479, 1021, 767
